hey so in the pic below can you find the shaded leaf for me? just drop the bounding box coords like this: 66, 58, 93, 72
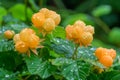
25, 54, 56, 79
62, 60, 91, 80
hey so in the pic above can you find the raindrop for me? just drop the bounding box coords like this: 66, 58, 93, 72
64, 69, 66, 71
31, 63, 34, 65
5, 74, 9, 78
73, 65, 76, 67
71, 69, 73, 72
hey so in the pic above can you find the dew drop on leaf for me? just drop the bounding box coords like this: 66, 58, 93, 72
5, 74, 9, 78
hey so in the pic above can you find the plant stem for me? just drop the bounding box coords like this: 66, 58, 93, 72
93, 17, 110, 34
72, 44, 79, 59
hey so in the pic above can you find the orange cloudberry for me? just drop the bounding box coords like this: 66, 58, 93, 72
27, 34, 40, 49
32, 12, 45, 28
80, 32, 93, 46
15, 40, 29, 53
13, 34, 21, 43
4, 30, 15, 39
107, 49, 116, 59
84, 25, 94, 35
19, 28, 35, 42
99, 55, 113, 67
95, 47, 108, 59
43, 18, 55, 32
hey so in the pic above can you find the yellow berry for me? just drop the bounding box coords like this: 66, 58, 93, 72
19, 28, 35, 42
39, 8, 50, 18
107, 49, 116, 59
4, 30, 15, 39
32, 12, 45, 28
49, 13, 61, 25
99, 55, 113, 67
65, 25, 73, 40
27, 34, 40, 49
43, 18, 55, 32
95, 47, 108, 59
85, 25, 94, 34
80, 32, 93, 46
13, 34, 21, 43
74, 20, 86, 28
15, 40, 28, 53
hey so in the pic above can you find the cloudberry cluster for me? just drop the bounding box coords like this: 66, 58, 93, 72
13, 28, 42, 56
4, 30, 15, 39
65, 20, 94, 46
32, 8, 61, 36
95, 47, 116, 67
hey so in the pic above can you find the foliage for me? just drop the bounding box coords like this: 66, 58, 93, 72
0, 0, 120, 80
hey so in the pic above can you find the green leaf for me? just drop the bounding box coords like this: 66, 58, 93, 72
62, 60, 91, 80
92, 5, 112, 17
0, 40, 14, 52
102, 71, 120, 80
0, 68, 18, 80
50, 38, 74, 57
25, 55, 56, 79
52, 26, 65, 39
109, 27, 120, 45
9, 4, 33, 21
0, 7, 7, 24
51, 58, 74, 66
62, 13, 94, 26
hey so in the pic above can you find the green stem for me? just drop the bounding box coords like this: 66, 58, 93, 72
72, 44, 79, 59
93, 17, 110, 34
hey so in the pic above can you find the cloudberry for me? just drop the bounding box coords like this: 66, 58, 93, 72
4, 30, 15, 39
80, 32, 93, 46
43, 18, 55, 32
32, 12, 45, 28
72, 26, 83, 39
27, 34, 40, 49
49, 13, 61, 25
15, 40, 28, 53
99, 55, 113, 67
39, 8, 50, 18
13, 34, 21, 43
65, 25, 73, 40
19, 28, 35, 42
73, 20, 86, 28
85, 25, 94, 35
107, 49, 116, 59
95, 47, 108, 59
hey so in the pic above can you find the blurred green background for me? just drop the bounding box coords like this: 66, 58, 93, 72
0, 0, 120, 48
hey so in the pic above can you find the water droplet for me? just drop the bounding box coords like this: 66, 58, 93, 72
71, 69, 73, 72
73, 65, 76, 67
31, 63, 34, 65
5, 74, 9, 78
64, 69, 66, 71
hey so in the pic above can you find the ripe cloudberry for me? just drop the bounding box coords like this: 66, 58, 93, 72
19, 28, 35, 42
27, 34, 40, 49
85, 25, 94, 35
49, 13, 61, 25
107, 49, 116, 59
73, 20, 86, 29
32, 12, 45, 28
80, 32, 93, 46
99, 55, 113, 67
39, 8, 50, 18
65, 25, 73, 40
15, 41, 28, 53
13, 34, 21, 43
95, 47, 108, 59
4, 30, 15, 39
43, 18, 55, 32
